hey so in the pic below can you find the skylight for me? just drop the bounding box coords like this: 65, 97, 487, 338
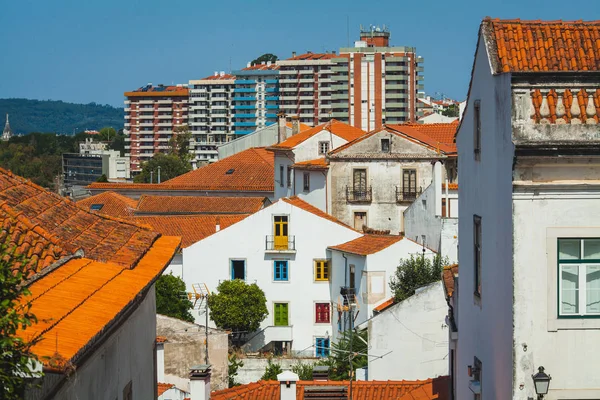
90, 204, 104, 211
225, 169, 235, 175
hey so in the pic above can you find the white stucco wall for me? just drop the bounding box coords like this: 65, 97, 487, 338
274, 154, 295, 200
292, 131, 348, 163
456, 34, 514, 400
50, 286, 158, 400
293, 169, 327, 212
182, 200, 361, 354
368, 281, 448, 381
164, 253, 183, 279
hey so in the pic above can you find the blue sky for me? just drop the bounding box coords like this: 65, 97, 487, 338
1, 0, 597, 107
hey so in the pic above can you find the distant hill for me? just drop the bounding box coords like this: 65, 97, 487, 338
0, 98, 124, 134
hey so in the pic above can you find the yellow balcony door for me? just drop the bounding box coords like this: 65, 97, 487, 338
274, 216, 288, 250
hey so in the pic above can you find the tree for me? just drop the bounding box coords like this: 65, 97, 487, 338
99, 126, 117, 142
228, 353, 244, 387
96, 174, 108, 183
260, 358, 283, 381
155, 274, 194, 323
441, 104, 459, 117
0, 246, 42, 399
291, 361, 315, 380
325, 329, 368, 381
133, 153, 191, 183
207, 280, 268, 346
389, 254, 446, 303
169, 125, 192, 163
251, 53, 278, 66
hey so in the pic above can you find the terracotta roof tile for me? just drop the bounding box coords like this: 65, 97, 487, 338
286, 121, 312, 132
133, 215, 248, 248
373, 297, 395, 313
269, 120, 366, 150
286, 52, 337, 61
77, 191, 138, 218
329, 235, 403, 256
211, 377, 450, 399
136, 195, 267, 215
125, 85, 188, 97
292, 158, 329, 169
443, 264, 459, 298
281, 197, 355, 231
399, 121, 459, 147
442, 183, 458, 190
0, 168, 159, 269
201, 73, 235, 80
158, 383, 174, 396
156, 336, 168, 343
484, 18, 600, 73
242, 64, 280, 71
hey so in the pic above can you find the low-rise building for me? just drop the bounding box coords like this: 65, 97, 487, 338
328, 122, 457, 233
63, 139, 130, 187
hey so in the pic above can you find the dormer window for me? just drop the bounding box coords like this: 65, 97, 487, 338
381, 138, 390, 152
318, 141, 330, 155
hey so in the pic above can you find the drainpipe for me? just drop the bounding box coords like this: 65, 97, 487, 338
157, 166, 161, 184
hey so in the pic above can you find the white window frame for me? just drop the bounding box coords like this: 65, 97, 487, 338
318, 141, 330, 155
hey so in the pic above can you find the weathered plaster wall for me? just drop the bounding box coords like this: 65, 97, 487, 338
157, 314, 229, 392
294, 169, 327, 212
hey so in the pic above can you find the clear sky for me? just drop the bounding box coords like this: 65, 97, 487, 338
1, 0, 597, 107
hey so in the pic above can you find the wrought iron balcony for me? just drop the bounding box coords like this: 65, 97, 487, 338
395, 186, 422, 203
265, 235, 296, 252
346, 186, 372, 203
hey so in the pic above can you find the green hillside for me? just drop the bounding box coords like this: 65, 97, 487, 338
0, 98, 123, 134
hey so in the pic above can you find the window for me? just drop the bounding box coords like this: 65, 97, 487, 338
90, 204, 104, 211
286, 166, 292, 188
231, 259, 246, 280
279, 165, 284, 187
381, 138, 390, 152
558, 238, 600, 317
402, 169, 417, 198
319, 141, 330, 155
315, 260, 330, 281
474, 99, 481, 160
354, 212, 367, 231
274, 260, 289, 281
274, 303, 289, 326
474, 215, 482, 297
353, 168, 367, 194
316, 337, 330, 357
303, 172, 310, 192
315, 303, 330, 323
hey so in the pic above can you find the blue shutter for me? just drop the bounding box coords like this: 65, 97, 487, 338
274, 261, 288, 281
316, 338, 330, 357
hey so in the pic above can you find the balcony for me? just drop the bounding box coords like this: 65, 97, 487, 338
346, 186, 372, 203
395, 186, 423, 203
234, 88, 256, 93
265, 96, 279, 101
265, 235, 296, 252
235, 79, 257, 84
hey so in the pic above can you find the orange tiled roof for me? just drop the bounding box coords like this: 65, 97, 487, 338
385, 124, 457, 154
292, 158, 329, 169
286, 52, 337, 61
201, 73, 235, 80
133, 215, 248, 248
281, 196, 354, 231
160, 148, 274, 192
329, 234, 403, 256
443, 264, 459, 298
158, 383, 174, 396
156, 336, 168, 343
136, 195, 267, 215
0, 168, 159, 269
242, 64, 280, 71
442, 183, 458, 190
77, 191, 138, 219
483, 18, 600, 73
125, 85, 188, 97
286, 121, 312, 132
211, 377, 450, 399
374, 297, 395, 313
269, 120, 365, 150
19, 235, 180, 372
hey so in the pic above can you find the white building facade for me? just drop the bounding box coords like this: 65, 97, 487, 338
456, 17, 600, 399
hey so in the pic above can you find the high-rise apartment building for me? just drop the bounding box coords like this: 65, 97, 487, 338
232, 62, 280, 135
188, 72, 235, 163
124, 84, 189, 173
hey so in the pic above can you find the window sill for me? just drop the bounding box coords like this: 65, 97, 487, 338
265, 249, 296, 254
548, 317, 600, 331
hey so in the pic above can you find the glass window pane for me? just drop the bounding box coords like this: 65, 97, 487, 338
586, 265, 600, 314
584, 240, 600, 260
561, 264, 579, 314
559, 239, 581, 260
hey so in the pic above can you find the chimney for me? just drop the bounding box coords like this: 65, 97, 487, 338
277, 112, 287, 143
215, 216, 221, 232
156, 337, 167, 382
277, 371, 299, 400
189, 365, 211, 400
292, 51, 296, 58
291, 116, 300, 136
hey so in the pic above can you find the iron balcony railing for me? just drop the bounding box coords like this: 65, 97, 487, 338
346, 186, 372, 203
395, 186, 422, 203
265, 235, 296, 251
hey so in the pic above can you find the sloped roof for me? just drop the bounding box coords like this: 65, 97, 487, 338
286, 52, 338, 61
125, 85, 188, 97
443, 264, 459, 298
77, 191, 138, 219
286, 121, 312, 132
281, 196, 354, 231
398, 121, 459, 147
269, 120, 365, 150
242, 64, 280, 71
136, 195, 267, 215
158, 383, 174, 396
18, 236, 180, 373
483, 18, 600, 74
134, 215, 248, 248
328, 234, 403, 256
201, 73, 235, 80
159, 148, 274, 192
211, 377, 450, 399
0, 168, 159, 269
373, 297, 395, 313
292, 158, 329, 169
